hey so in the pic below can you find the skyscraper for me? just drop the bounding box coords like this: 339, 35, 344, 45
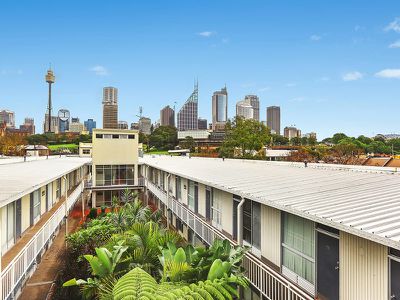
45, 69, 55, 133
245, 95, 260, 121
197, 118, 208, 130
43, 114, 59, 133
118, 121, 129, 130
58, 109, 70, 132
236, 100, 254, 120
267, 106, 281, 135
160, 105, 175, 127
19, 117, 35, 134
102, 87, 118, 129
139, 117, 152, 135
212, 86, 228, 131
284, 126, 301, 140
84, 119, 97, 134
177, 82, 198, 131
0, 110, 15, 128
235, 95, 259, 121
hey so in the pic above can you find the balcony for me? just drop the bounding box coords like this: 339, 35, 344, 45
1, 181, 85, 300
145, 179, 313, 300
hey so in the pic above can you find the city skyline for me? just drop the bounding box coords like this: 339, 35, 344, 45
1, 1, 400, 138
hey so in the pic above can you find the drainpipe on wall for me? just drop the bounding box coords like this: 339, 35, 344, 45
166, 173, 171, 228
237, 196, 246, 246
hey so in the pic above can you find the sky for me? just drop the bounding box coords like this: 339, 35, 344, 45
0, 0, 400, 139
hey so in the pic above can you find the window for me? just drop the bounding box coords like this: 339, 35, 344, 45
96, 134, 103, 138
33, 189, 41, 221
95, 165, 135, 186
83, 149, 90, 154
160, 171, 164, 190
243, 199, 261, 249
103, 134, 112, 139
188, 180, 195, 210
176, 176, 181, 200
128, 134, 135, 139
112, 134, 119, 139
119, 134, 128, 139
211, 189, 222, 227
56, 178, 61, 199
282, 213, 315, 284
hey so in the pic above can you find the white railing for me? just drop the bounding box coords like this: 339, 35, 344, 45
67, 181, 84, 212
1, 182, 84, 300
146, 179, 313, 300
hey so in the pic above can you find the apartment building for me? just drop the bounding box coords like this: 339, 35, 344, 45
140, 156, 400, 300
0, 156, 90, 299
91, 128, 140, 207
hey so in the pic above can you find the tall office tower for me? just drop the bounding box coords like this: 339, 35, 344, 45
20, 117, 35, 134
69, 120, 85, 133
139, 117, 152, 135
177, 82, 198, 131
267, 106, 281, 135
284, 126, 301, 140
118, 121, 129, 130
236, 100, 254, 120
130, 122, 139, 130
0, 110, 16, 128
160, 105, 175, 127
212, 86, 228, 131
245, 95, 260, 121
197, 118, 208, 130
102, 87, 118, 129
58, 109, 70, 132
43, 114, 59, 133
45, 69, 55, 133
71, 117, 80, 123
84, 119, 97, 134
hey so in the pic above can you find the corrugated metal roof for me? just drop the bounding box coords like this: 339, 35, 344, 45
0, 156, 91, 207
141, 155, 400, 249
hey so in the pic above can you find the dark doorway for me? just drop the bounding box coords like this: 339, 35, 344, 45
15, 198, 22, 239
391, 258, 400, 299
317, 232, 339, 300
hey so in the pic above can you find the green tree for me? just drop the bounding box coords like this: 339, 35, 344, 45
220, 117, 271, 158
290, 137, 302, 146
331, 133, 348, 144
180, 136, 196, 152
148, 126, 178, 150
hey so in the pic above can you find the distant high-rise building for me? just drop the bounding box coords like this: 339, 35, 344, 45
303, 132, 317, 140
160, 105, 175, 127
118, 121, 129, 130
45, 69, 55, 133
197, 118, 208, 130
43, 114, 59, 134
267, 106, 281, 135
84, 119, 97, 134
177, 82, 198, 131
245, 95, 259, 121
235, 95, 259, 121
71, 117, 80, 123
69, 121, 85, 133
236, 100, 254, 120
58, 109, 70, 132
139, 117, 152, 135
19, 117, 35, 134
212, 86, 228, 131
0, 110, 15, 128
102, 87, 118, 129
130, 122, 139, 130
284, 126, 301, 140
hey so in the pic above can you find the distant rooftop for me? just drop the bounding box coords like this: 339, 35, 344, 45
0, 156, 91, 207
141, 155, 400, 249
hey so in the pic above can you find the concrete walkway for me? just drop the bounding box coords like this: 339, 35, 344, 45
17, 202, 84, 300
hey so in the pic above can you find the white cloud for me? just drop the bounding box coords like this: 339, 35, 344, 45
389, 40, 400, 48
342, 71, 363, 81
385, 18, 400, 33
310, 35, 321, 41
375, 69, 400, 79
258, 86, 270, 92
285, 82, 297, 87
90, 65, 108, 76
198, 31, 215, 37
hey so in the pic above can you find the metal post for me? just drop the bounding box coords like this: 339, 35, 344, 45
237, 196, 245, 246
62, 176, 68, 239
166, 174, 171, 228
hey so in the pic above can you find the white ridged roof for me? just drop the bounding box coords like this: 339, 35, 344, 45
141, 155, 400, 249
0, 156, 91, 207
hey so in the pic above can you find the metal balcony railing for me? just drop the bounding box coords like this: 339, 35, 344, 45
145, 179, 313, 300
